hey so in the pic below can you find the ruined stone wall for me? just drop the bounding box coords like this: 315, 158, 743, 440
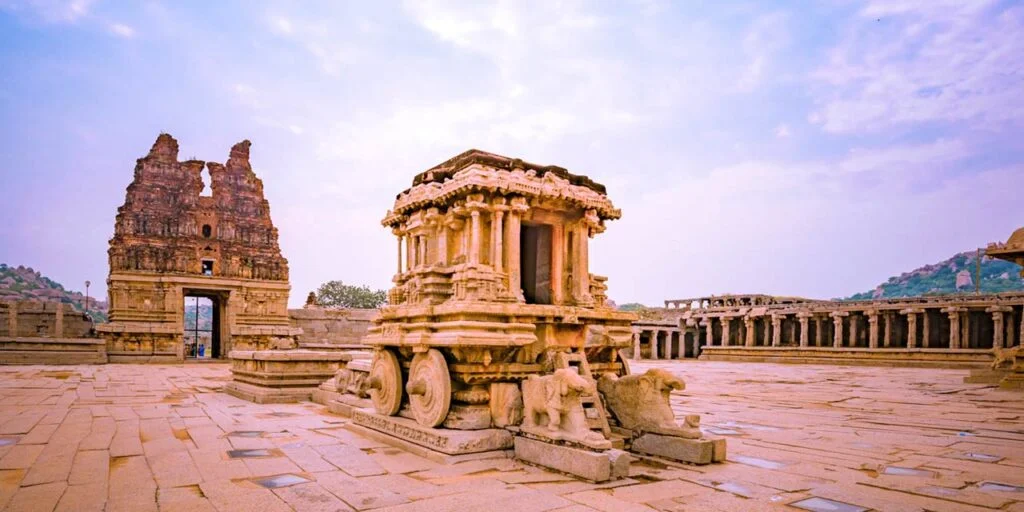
289, 307, 376, 347
0, 301, 94, 338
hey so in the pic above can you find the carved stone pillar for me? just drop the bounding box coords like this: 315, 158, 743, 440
574, 224, 592, 305
720, 318, 731, 347
961, 310, 971, 349
54, 304, 63, 338
405, 233, 414, 272
902, 308, 921, 349
469, 210, 482, 265
551, 224, 564, 304
798, 313, 810, 348
922, 310, 930, 348
883, 312, 892, 348
987, 306, 1012, 349
943, 307, 963, 349
849, 315, 859, 348
491, 209, 504, 273
744, 316, 755, 347
505, 201, 525, 301
418, 235, 428, 268
771, 315, 782, 347
395, 232, 404, 274
831, 312, 848, 348
436, 225, 448, 266
762, 317, 771, 347
678, 330, 687, 360
705, 319, 714, 348
867, 311, 879, 349
650, 330, 659, 359
632, 329, 641, 360
815, 317, 823, 347
663, 331, 672, 359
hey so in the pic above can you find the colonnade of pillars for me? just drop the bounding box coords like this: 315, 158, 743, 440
631, 327, 697, 360
693, 306, 1023, 351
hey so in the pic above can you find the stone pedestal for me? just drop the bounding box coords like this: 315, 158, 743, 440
514, 436, 630, 482
225, 349, 350, 403
351, 408, 513, 455
1000, 373, 1024, 390
630, 433, 726, 465
963, 368, 1010, 385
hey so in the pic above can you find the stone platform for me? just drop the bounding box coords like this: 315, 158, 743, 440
700, 346, 992, 368
2, 360, 1024, 512
225, 349, 350, 403
0, 337, 106, 365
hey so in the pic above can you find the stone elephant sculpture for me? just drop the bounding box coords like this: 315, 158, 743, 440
521, 368, 610, 448
598, 368, 701, 439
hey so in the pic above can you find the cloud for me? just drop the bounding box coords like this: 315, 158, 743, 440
774, 123, 791, 138
107, 22, 134, 38
0, 0, 94, 23
269, 15, 293, 35
809, 1, 1024, 133
734, 12, 789, 92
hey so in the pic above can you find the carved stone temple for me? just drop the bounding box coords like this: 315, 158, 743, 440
97, 134, 301, 363
321, 150, 725, 481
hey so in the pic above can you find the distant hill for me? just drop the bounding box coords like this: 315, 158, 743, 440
847, 251, 1024, 300
0, 264, 108, 322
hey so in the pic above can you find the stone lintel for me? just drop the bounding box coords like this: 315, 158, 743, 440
514, 436, 630, 482
830, 311, 850, 318
986, 305, 1013, 313
900, 308, 925, 315
940, 306, 967, 314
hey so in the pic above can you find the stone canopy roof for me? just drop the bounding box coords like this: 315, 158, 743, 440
384, 149, 620, 227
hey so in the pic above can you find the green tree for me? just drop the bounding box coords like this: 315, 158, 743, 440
618, 303, 647, 312
315, 280, 387, 309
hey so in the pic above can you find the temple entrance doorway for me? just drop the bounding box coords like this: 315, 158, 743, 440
520, 224, 553, 304
183, 292, 224, 359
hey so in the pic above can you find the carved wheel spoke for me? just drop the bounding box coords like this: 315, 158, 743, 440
406, 349, 452, 427
369, 349, 403, 416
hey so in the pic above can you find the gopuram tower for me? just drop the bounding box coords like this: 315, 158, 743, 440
98, 134, 300, 363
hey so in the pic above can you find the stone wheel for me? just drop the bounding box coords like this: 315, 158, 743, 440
618, 349, 631, 376
369, 349, 403, 416
405, 349, 452, 427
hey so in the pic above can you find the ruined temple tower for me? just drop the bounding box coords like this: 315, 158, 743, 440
98, 134, 300, 362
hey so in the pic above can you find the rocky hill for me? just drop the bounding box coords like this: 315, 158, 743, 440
0, 264, 108, 321
847, 251, 1024, 300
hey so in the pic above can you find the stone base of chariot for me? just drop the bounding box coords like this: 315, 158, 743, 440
629, 433, 726, 465
350, 408, 513, 458
225, 349, 351, 404
326, 395, 373, 417
513, 436, 631, 483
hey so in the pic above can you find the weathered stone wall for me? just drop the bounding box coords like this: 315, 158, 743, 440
289, 307, 376, 347
0, 300, 94, 338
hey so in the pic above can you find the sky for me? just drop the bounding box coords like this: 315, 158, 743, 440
0, 0, 1022, 308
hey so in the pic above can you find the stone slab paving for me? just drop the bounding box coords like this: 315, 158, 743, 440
0, 361, 1022, 511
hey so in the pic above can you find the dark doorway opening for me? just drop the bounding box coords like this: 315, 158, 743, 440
183, 294, 221, 359
520, 224, 553, 304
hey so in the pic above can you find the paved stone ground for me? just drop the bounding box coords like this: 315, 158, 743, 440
0, 361, 1021, 512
